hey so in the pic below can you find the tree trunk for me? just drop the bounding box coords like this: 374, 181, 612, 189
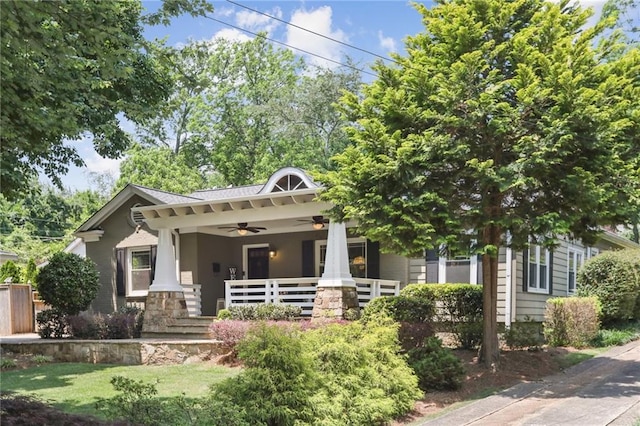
479, 224, 501, 369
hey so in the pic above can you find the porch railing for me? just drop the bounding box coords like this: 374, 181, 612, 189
225, 277, 400, 316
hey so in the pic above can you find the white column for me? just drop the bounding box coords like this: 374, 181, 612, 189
317, 221, 356, 288
149, 228, 182, 292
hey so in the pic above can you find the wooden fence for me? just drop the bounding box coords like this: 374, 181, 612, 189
0, 284, 34, 335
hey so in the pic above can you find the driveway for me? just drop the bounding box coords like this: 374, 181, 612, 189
422, 339, 640, 426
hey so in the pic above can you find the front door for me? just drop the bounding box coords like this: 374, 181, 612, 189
247, 247, 269, 279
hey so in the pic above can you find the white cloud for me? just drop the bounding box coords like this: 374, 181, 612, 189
285, 6, 348, 69
84, 154, 122, 175
377, 30, 397, 53
236, 7, 283, 35
216, 6, 235, 18
211, 28, 252, 43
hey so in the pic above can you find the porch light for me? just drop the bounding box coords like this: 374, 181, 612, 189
353, 256, 365, 265
237, 228, 248, 236
312, 222, 324, 230
269, 249, 277, 259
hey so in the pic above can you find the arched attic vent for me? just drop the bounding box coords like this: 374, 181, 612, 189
259, 167, 318, 194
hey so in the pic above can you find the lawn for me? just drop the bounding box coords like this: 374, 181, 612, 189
1, 362, 239, 418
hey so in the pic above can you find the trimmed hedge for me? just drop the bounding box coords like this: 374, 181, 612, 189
225, 303, 302, 321
576, 249, 640, 324
401, 283, 483, 348
543, 297, 601, 347
361, 295, 435, 323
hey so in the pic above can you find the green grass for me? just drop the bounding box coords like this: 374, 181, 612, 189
556, 348, 605, 370
590, 321, 640, 347
1, 362, 239, 418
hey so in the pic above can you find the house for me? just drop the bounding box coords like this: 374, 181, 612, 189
0, 250, 19, 265
75, 167, 639, 323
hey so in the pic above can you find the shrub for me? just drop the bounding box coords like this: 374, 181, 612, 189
544, 297, 601, 347
503, 316, 543, 350
1, 358, 17, 370
2, 391, 112, 425
106, 309, 144, 339
361, 295, 435, 323
36, 309, 67, 339
30, 354, 53, 365
36, 252, 100, 316
576, 249, 640, 324
226, 303, 301, 321
24, 258, 38, 287
67, 312, 107, 339
212, 323, 318, 426
217, 308, 231, 319
408, 336, 465, 391
401, 283, 483, 348
0, 260, 22, 283
303, 319, 422, 424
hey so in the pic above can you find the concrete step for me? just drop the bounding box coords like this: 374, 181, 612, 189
174, 316, 216, 326
140, 331, 212, 340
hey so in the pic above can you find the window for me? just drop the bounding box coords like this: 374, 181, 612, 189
129, 247, 152, 295
567, 248, 584, 293
437, 246, 481, 284
527, 245, 551, 293
271, 174, 308, 192
316, 238, 367, 278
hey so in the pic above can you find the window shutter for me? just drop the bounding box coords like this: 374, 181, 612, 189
425, 249, 438, 262
367, 240, 380, 279
522, 249, 528, 293
150, 245, 157, 282
302, 240, 314, 277
548, 251, 553, 295
116, 248, 125, 296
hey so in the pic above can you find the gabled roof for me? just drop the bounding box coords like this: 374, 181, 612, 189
189, 184, 264, 201
75, 184, 198, 233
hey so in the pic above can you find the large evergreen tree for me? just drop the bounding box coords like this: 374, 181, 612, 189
320, 0, 640, 367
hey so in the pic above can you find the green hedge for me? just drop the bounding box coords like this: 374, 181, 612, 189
576, 249, 640, 324
543, 297, 601, 347
401, 283, 483, 348
225, 303, 302, 321
361, 295, 435, 323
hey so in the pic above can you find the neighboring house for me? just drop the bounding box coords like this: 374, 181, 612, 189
75, 167, 639, 323
0, 250, 19, 265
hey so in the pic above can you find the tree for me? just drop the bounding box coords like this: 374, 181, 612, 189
319, 0, 640, 367
115, 144, 205, 194
0, 0, 213, 201
37, 252, 99, 316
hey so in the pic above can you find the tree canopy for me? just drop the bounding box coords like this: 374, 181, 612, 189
0, 0, 213, 201
319, 0, 640, 367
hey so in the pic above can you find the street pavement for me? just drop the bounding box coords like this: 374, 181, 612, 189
421, 339, 640, 426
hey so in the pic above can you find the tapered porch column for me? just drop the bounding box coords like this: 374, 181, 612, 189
142, 228, 188, 336
312, 221, 359, 319
149, 228, 182, 292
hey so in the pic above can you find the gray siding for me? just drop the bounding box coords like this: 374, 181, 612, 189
86, 195, 156, 314
380, 253, 409, 288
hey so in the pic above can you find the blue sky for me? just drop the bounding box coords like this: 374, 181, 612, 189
50, 0, 611, 192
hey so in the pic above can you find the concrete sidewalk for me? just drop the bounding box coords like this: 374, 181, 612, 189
421, 339, 640, 426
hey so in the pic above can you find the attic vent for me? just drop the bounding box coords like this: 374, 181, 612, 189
272, 175, 307, 192
131, 204, 145, 225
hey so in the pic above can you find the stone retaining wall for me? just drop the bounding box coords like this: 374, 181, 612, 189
0, 340, 226, 365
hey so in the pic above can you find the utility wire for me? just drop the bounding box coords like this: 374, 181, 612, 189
204, 15, 378, 77
226, 0, 402, 66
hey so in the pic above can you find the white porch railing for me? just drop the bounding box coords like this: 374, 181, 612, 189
182, 283, 202, 316
225, 277, 400, 316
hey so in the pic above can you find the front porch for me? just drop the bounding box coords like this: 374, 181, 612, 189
224, 277, 400, 316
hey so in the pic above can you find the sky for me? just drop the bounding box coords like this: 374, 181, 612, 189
49, 0, 610, 192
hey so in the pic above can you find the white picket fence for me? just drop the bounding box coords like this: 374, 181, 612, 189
225, 277, 400, 316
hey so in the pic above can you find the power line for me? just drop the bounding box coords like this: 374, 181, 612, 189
203, 15, 378, 77
226, 0, 402, 66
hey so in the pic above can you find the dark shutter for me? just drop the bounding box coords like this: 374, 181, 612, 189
302, 240, 315, 277
425, 249, 438, 262
367, 240, 380, 279
522, 248, 528, 293
548, 251, 553, 295
150, 245, 157, 282
116, 248, 125, 296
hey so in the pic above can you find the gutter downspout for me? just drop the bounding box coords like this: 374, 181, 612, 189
505, 232, 513, 328
172, 229, 180, 283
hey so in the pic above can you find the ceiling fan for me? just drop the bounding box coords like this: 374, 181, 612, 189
219, 222, 266, 235
297, 215, 329, 229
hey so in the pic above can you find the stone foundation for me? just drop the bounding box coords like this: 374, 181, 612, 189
311, 286, 360, 319
0, 340, 225, 365
142, 291, 189, 334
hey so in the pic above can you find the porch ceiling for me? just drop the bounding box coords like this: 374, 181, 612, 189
133, 188, 334, 231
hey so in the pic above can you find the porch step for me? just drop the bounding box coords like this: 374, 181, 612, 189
175, 316, 216, 326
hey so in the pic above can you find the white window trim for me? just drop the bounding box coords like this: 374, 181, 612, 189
527, 245, 551, 294
128, 246, 152, 297
315, 237, 366, 277
567, 246, 584, 295
242, 243, 270, 280
437, 244, 479, 284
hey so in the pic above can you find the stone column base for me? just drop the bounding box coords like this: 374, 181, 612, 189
142, 291, 188, 334
311, 286, 360, 319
